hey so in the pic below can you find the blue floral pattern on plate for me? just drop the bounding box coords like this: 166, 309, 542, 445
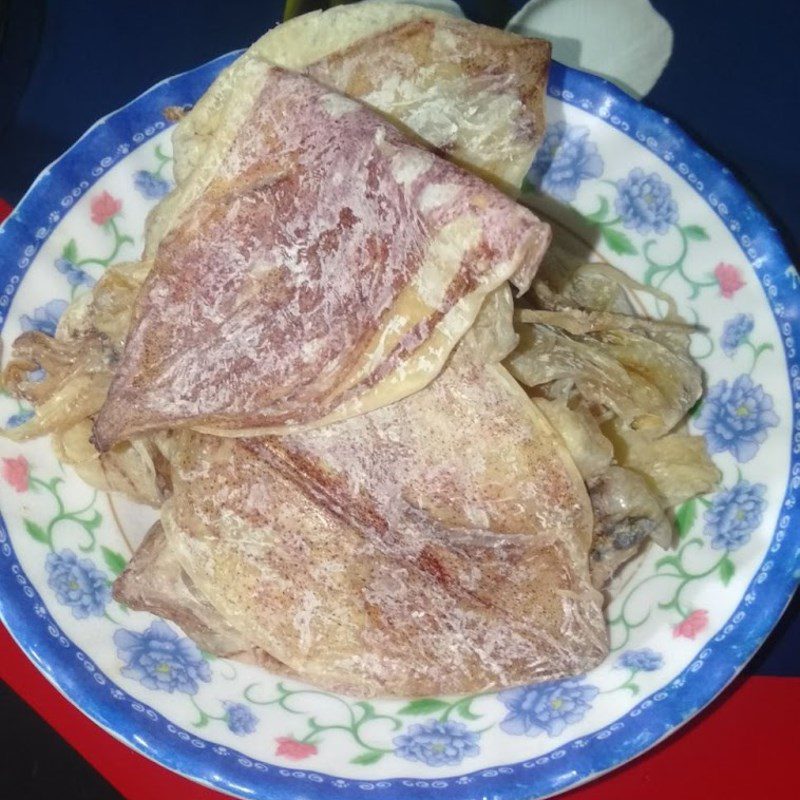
6, 409, 34, 428
134, 170, 171, 200
498, 680, 598, 738
617, 648, 664, 672
703, 481, 767, 550
527, 121, 604, 201
696, 375, 779, 462
393, 720, 480, 767
615, 168, 678, 234
55, 256, 96, 288
19, 299, 68, 336
113, 619, 212, 694
45, 549, 110, 619
225, 702, 259, 736
721, 314, 754, 356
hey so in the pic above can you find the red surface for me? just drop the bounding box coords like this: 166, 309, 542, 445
2, 198, 798, 797
1, 616, 799, 799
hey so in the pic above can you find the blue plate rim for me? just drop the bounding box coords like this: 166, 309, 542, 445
0, 54, 798, 800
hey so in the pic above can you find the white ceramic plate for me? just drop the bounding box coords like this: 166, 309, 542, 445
0, 54, 798, 800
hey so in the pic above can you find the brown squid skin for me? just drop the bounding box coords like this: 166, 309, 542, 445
113, 522, 292, 675
93, 65, 551, 449
151, 354, 607, 698
303, 16, 551, 192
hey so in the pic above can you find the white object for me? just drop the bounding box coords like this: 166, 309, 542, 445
507, 0, 673, 97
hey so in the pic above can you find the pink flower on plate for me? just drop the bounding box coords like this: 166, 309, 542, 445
2, 455, 29, 492
714, 262, 745, 298
673, 609, 709, 639
275, 737, 317, 760
90, 191, 122, 225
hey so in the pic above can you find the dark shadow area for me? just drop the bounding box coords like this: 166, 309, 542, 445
0, 0, 283, 204
0, 681, 123, 799
459, 0, 517, 28
0, 122, 69, 201
648, 0, 800, 265
0, 1, 45, 140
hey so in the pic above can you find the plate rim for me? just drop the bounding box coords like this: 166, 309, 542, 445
0, 53, 798, 800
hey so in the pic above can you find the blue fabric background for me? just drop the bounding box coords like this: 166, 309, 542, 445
0, 0, 797, 674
